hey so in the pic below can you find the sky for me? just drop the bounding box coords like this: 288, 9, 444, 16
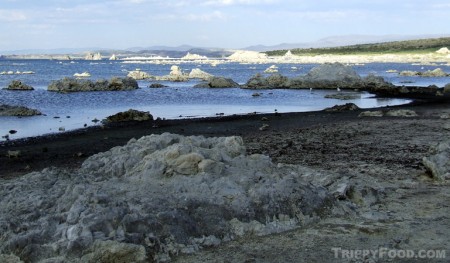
1, 0, 450, 51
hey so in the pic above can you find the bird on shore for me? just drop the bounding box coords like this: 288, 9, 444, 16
337, 87, 341, 92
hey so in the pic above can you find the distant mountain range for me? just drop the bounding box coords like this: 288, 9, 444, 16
1, 34, 449, 56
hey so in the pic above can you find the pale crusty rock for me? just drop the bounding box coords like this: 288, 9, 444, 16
423, 140, 450, 180
0, 133, 332, 262
227, 50, 268, 63
127, 70, 152, 80
264, 65, 278, 73
436, 47, 450, 54
155, 65, 189, 82
385, 109, 418, 117
85, 52, 102, 60
188, 68, 213, 80
181, 52, 208, 60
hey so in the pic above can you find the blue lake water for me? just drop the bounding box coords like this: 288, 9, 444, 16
1, 60, 449, 140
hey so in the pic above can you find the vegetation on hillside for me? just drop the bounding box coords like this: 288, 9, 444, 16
265, 37, 450, 56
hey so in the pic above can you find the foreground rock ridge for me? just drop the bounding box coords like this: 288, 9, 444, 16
0, 133, 336, 262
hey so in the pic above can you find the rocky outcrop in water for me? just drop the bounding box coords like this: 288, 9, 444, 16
288, 62, 363, 89
0, 133, 333, 262
104, 109, 153, 123
3, 80, 34, 90
48, 77, 139, 92
85, 52, 102, 60
155, 65, 189, 82
0, 104, 42, 116
194, 76, 240, 88
188, 68, 213, 80
243, 73, 289, 89
399, 68, 449, 77
127, 70, 152, 80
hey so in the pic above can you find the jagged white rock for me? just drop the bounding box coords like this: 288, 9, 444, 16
0, 133, 332, 262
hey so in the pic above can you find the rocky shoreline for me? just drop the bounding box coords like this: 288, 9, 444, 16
0, 98, 449, 262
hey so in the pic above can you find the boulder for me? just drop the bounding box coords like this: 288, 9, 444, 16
0, 104, 42, 116
103, 109, 153, 123
243, 73, 288, 89
127, 70, 152, 80
324, 93, 360, 100
362, 74, 395, 92
4, 80, 34, 90
0, 133, 333, 262
324, 103, 360, 112
194, 76, 239, 88
48, 77, 138, 92
445, 83, 450, 94
243, 73, 268, 89
288, 62, 363, 89
423, 140, 450, 180
188, 68, 213, 80
149, 83, 168, 88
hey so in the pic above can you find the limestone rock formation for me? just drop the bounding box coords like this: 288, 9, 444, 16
188, 68, 213, 80
0, 104, 42, 116
48, 77, 138, 92
155, 65, 189, 82
0, 133, 333, 262
227, 50, 268, 63
423, 140, 450, 180
181, 52, 208, 60
85, 52, 102, 60
194, 76, 240, 88
4, 80, 34, 90
127, 70, 152, 80
103, 109, 153, 123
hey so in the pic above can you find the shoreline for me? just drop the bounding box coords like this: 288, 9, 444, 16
0, 98, 444, 179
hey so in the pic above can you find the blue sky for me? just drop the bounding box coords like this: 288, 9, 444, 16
1, 0, 450, 51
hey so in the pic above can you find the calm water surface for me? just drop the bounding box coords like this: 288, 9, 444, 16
1, 60, 448, 140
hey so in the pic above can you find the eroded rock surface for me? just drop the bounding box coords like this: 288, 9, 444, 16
0, 133, 333, 262
48, 77, 138, 92
0, 104, 42, 116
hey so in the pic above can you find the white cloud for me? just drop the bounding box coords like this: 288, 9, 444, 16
203, 0, 277, 6
152, 10, 227, 22
0, 9, 27, 22
184, 11, 226, 21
